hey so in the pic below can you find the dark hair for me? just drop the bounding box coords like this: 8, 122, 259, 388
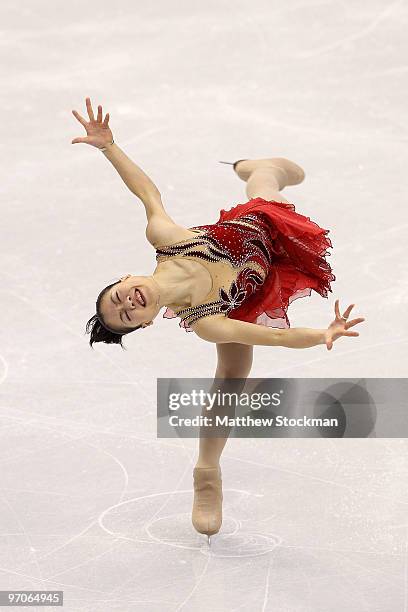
85, 280, 143, 349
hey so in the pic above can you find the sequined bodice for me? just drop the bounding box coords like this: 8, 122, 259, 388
155, 213, 277, 332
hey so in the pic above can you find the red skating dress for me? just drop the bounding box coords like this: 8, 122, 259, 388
155, 197, 336, 333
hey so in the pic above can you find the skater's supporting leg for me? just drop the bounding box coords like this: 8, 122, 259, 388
195, 343, 253, 468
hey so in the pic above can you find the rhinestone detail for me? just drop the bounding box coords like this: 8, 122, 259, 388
155, 213, 273, 330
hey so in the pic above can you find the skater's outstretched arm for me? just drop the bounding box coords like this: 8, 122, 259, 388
193, 300, 365, 351
71, 97, 188, 245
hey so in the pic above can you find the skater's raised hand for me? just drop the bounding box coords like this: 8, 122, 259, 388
71, 97, 113, 149
324, 299, 365, 350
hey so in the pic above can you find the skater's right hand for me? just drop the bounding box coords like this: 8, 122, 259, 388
71, 97, 114, 149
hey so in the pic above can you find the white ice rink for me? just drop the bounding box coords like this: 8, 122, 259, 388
1, 1, 408, 610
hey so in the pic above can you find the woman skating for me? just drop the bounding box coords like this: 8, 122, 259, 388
72, 97, 365, 540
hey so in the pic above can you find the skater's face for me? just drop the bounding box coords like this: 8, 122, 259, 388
98, 274, 160, 333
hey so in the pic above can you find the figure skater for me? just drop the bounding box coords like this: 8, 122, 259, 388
72, 98, 365, 541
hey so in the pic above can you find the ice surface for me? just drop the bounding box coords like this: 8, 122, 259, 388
0, 0, 407, 610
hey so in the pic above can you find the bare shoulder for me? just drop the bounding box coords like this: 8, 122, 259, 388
192, 316, 283, 346
145, 211, 200, 249
191, 315, 232, 343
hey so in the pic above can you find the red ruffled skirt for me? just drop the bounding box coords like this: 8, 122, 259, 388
217, 197, 336, 329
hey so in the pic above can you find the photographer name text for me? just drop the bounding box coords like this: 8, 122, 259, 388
168, 415, 338, 428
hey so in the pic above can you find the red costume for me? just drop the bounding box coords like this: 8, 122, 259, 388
155, 198, 335, 332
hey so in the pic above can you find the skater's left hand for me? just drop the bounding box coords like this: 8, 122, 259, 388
324, 299, 365, 350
